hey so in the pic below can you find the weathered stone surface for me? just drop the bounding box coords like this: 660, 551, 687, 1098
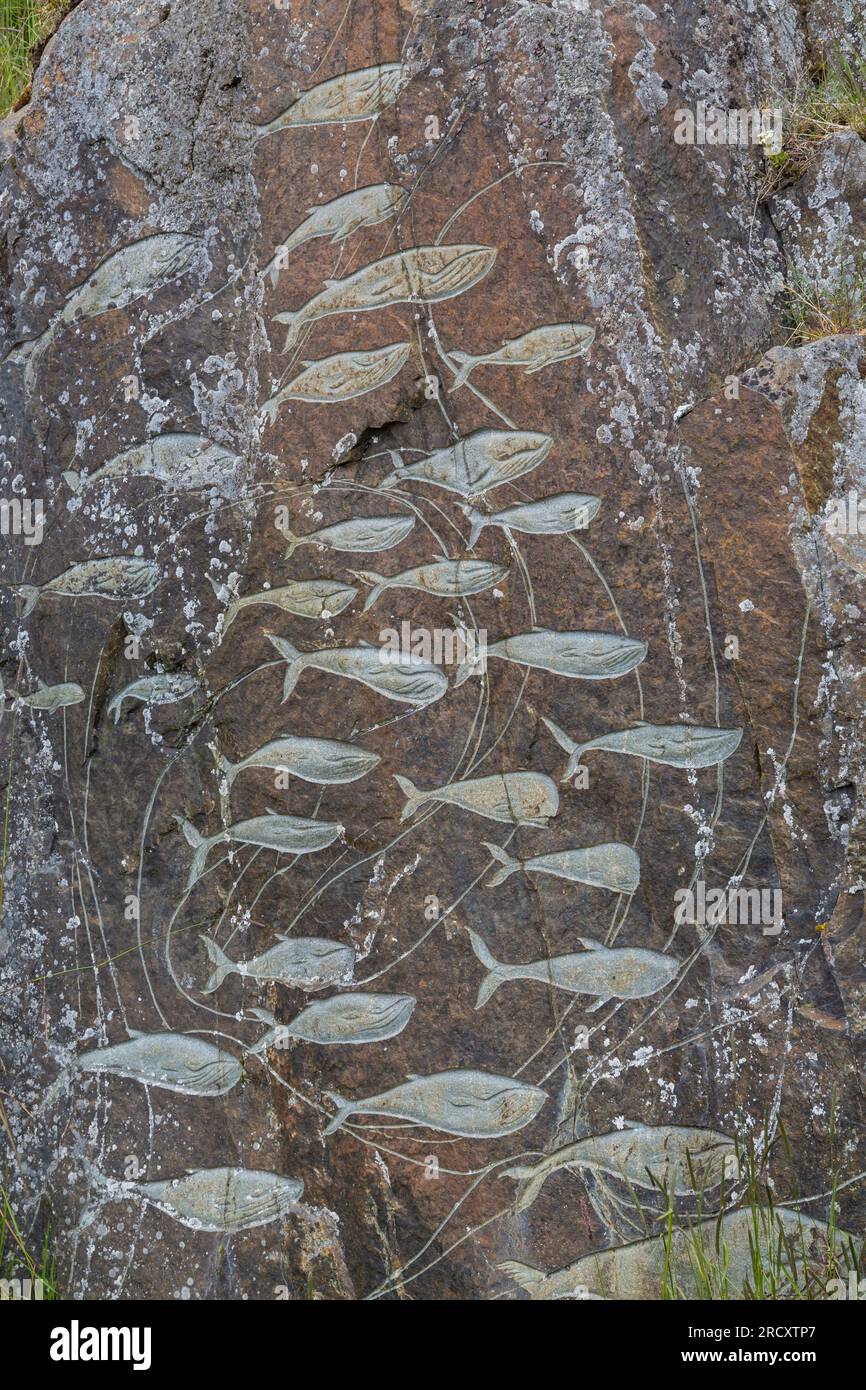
1, 0, 864, 1300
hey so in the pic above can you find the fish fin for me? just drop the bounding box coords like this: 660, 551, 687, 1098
500, 1163, 535, 1182
467, 929, 507, 1007
576, 937, 603, 951
108, 694, 123, 724
348, 569, 385, 612
281, 529, 299, 559
514, 1167, 547, 1212
127, 1028, 144, 1039
463, 505, 487, 549
378, 450, 404, 490
449, 350, 476, 390
200, 934, 232, 994
62, 470, 82, 491
174, 815, 209, 889
267, 634, 304, 700
323, 278, 341, 288
12, 584, 39, 618
585, 997, 607, 1013
541, 716, 578, 759
274, 310, 301, 354
499, 1261, 546, 1291
249, 1007, 276, 1024
323, 1090, 353, 1136
394, 773, 425, 821
482, 841, 518, 888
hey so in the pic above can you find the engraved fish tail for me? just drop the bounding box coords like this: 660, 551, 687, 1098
467, 929, 509, 1007
449, 350, 478, 390
462, 504, 488, 549
348, 569, 387, 611
394, 774, 428, 821
499, 1261, 546, 1291
272, 309, 303, 353
541, 716, 582, 781
107, 692, 124, 723
11, 584, 39, 618
323, 1089, 354, 1135
211, 743, 239, 788
267, 635, 305, 700
281, 528, 303, 559
200, 935, 234, 994
483, 842, 520, 887
500, 1161, 549, 1212
378, 450, 405, 489
62, 470, 83, 492
176, 816, 210, 890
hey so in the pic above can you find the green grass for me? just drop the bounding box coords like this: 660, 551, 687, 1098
782, 248, 866, 344
760, 37, 866, 200
658, 1114, 862, 1300
0, 0, 66, 117
0, 1182, 58, 1299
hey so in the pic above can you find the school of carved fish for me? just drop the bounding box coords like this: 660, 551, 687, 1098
14, 44, 838, 1307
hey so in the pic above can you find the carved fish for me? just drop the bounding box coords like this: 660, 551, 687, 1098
210, 576, 356, 636
282, 513, 415, 560
177, 810, 343, 891
200, 933, 354, 993
467, 930, 677, 1009
108, 671, 199, 724
395, 771, 559, 827
379, 428, 551, 496
501, 1208, 856, 1300
484, 841, 640, 893
75, 1030, 241, 1096
6, 233, 201, 374
248, 994, 415, 1049
268, 635, 448, 706
216, 733, 380, 788
323, 1069, 548, 1137
455, 629, 647, 686
96, 1166, 305, 1232
501, 1124, 736, 1213
0, 676, 84, 714
63, 433, 242, 497
11, 557, 160, 618
462, 491, 600, 549
273, 244, 496, 352
450, 322, 595, 389
260, 343, 409, 423
350, 557, 509, 611
261, 184, 408, 285
255, 63, 412, 137
542, 718, 744, 780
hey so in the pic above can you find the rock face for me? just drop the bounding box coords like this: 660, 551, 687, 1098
0, 0, 864, 1300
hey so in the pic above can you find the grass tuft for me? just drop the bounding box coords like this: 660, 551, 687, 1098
0, 1181, 58, 1298
782, 248, 866, 344
760, 37, 866, 201
0, 0, 67, 118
